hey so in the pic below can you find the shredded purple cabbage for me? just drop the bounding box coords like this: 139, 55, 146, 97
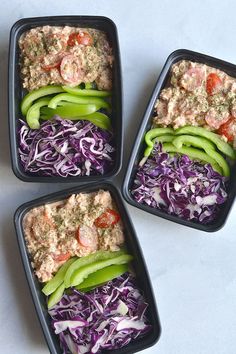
18, 117, 115, 177
131, 144, 228, 223
49, 273, 151, 354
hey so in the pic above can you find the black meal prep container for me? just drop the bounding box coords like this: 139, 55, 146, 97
123, 49, 236, 232
14, 182, 161, 354
8, 16, 122, 182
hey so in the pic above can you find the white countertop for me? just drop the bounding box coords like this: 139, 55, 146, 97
1, 0, 236, 353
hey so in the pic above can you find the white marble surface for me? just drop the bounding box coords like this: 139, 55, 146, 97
1, 1, 236, 353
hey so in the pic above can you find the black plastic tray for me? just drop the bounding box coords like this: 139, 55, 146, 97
123, 49, 236, 232
8, 16, 122, 182
14, 182, 161, 354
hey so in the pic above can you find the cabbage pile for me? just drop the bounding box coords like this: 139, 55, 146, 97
49, 273, 151, 354
132, 144, 228, 223
19, 117, 115, 177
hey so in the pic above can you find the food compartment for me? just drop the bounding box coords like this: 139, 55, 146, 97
123, 49, 236, 232
14, 183, 161, 354
9, 16, 122, 182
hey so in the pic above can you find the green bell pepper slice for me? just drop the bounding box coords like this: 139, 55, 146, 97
47, 282, 65, 309
26, 97, 52, 129
76, 263, 128, 290
48, 93, 111, 111
21, 85, 65, 116
162, 143, 223, 175
144, 127, 174, 156
172, 135, 230, 176
70, 254, 133, 287
153, 134, 175, 144
42, 257, 76, 296
62, 86, 111, 97
41, 103, 98, 119
64, 249, 126, 288
175, 126, 236, 160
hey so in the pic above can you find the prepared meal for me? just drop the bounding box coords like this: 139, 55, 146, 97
131, 60, 236, 223
17, 25, 115, 177
22, 189, 151, 353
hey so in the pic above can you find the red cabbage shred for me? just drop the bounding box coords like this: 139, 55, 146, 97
131, 144, 228, 223
49, 273, 151, 354
18, 117, 115, 177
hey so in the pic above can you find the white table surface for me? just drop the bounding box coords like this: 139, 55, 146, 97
1, 1, 236, 353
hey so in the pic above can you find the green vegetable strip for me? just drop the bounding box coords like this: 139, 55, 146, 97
26, 97, 51, 129
70, 254, 133, 287
76, 263, 128, 290
42, 257, 77, 296
48, 93, 111, 110
162, 143, 223, 175
172, 135, 230, 176
144, 127, 174, 156
172, 135, 215, 151
153, 134, 174, 144
21, 85, 65, 116
175, 126, 236, 160
62, 86, 111, 97
41, 104, 98, 119
47, 283, 65, 309
64, 249, 126, 288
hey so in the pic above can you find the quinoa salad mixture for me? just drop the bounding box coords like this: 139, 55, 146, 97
19, 25, 113, 91
23, 190, 124, 282
154, 60, 236, 144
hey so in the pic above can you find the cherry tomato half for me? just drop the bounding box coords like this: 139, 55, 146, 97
94, 209, 120, 228
206, 73, 222, 95
67, 32, 93, 46
53, 252, 71, 262
76, 225, 98, 250
217, 117, 235, 142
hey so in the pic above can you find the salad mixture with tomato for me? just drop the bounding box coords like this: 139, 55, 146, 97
131, 60, 236, 223
18, 26, 116, 177
23, 190, 152, 353
154, 60, 236, 145
19, 26, 113, 91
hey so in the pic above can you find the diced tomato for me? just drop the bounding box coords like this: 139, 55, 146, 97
67, 32, 93, 46
206, 73, 222, 95
94, 209, 120, 228
76, 32, 93, 46
217, 117, 235, 142
60, 54, 84, 84
53, 252, 71, 262
76, 225, 98, 250
67, 33, 78, 46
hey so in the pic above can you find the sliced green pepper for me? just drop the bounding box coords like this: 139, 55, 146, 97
41, 108, 112, 131
173, 135, 215, 151
21, 85, 65, 116
162, 143, 223, 175
172, 135, 230, 176
70, 254, 133, 287
26, 97, 51, 129
144, 127, 174, 156
62, 86, 111, 97
42, 257, 76, 296
47, 282, 65, 309
76, 263, 128, 290
175, 126, 236, 160
153, 134, 175, 144
64, 249, 126, 288
41, 104, 98, 119
48, 93, 111, 111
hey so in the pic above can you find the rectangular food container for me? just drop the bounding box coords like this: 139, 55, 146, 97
8, 16, 122, 182
123, 49, 236, 232
14, 182, 161, 354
